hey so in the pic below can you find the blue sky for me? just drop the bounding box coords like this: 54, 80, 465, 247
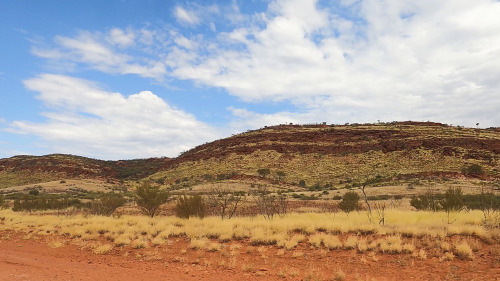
1, 0, 500, 160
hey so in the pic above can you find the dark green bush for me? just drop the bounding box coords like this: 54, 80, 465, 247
338, 191, 361, 213
175, 194, 206, 219
28, 189, 40, 196
257, 168, 271, 178
463, 164, 484, 175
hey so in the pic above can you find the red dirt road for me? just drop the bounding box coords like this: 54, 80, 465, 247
1, 231, 499, 281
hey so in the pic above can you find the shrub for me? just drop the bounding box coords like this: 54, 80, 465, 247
135, 181, 169, 218
338, 191, 361, 214
88, 193, 126, 216
454, 241, 474, 260
175, 194, 206, 219
28, 189, 40, 196
298, 180, 306, 188
464, 164, 484, 176
257, 168, 271, 178
410, 189, 440, 211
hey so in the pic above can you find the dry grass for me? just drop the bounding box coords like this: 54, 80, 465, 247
48, 239, 65, 248
91, 243, 113, 254
454, 241, 474, 260
0, 209, 496, 260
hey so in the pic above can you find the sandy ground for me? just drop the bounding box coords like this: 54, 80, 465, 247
1, 231, 499, 281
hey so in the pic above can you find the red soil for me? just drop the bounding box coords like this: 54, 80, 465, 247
1, 231, 499, 281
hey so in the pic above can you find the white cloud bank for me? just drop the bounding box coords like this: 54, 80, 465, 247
30, 0, 500, 129
14, 0, 500, 159
9, 74, 219, 159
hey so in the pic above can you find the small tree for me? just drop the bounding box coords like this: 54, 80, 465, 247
254, 186, 288, 219
440, 187, 464, 224
338, 191, 361, 214
257, 168, 271, 178
207, 185, 246, 220
135, 181, 169, 218
477, 190, 500, 227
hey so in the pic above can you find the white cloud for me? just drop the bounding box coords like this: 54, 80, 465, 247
32, 30, 168, 80
28, 0, 500, 130
108, 28, 135, 47
9, 74, 220, 160
169, 0, 500, 127
174, 6, 201, 25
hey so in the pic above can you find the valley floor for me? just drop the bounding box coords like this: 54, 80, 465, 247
1, 230, 498, 281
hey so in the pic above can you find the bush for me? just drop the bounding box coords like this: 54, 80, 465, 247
135, 182, 169, 218
298, 180, 306, 188
464, 164, 484, 175
410, 189, 440, 211
257, 168, 271, 178
338, 191, 361, 214
175, 194, 206, 219
89, 194, 126, 216
28, 189, 40, 196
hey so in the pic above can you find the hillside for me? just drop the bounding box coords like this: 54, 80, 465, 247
0, 154, 171, 188
149, 121, 500, 189
1, 121, 500, 191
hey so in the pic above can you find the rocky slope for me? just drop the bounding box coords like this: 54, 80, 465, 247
1, 121, 500, 189
150, 122, 500, 188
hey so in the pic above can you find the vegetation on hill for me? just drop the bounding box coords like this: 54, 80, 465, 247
0, 154, 171, 188
1, 121, 500, 191
150, 122, 500, 189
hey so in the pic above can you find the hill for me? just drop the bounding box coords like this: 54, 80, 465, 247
1, 121, 500, 191
0, 154, 171, 188
149, 121, 500, 189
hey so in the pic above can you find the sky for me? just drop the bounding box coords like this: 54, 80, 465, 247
1, 0, 500, 160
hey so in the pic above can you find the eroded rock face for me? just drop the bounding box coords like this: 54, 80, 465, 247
172, 122, 500, 164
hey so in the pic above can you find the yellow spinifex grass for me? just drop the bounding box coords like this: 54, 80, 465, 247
0, 209, 493, 249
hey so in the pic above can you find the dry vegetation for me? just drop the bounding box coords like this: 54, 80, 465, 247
1, 122, 500, 280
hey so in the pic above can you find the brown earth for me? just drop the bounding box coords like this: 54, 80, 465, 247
1, 231, 499, 281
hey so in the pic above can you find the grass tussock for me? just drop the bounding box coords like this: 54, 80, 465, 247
0, 209, 495, 259
454, 241, 474, 260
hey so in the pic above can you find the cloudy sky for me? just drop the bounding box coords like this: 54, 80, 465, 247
1, 0, 499, 160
